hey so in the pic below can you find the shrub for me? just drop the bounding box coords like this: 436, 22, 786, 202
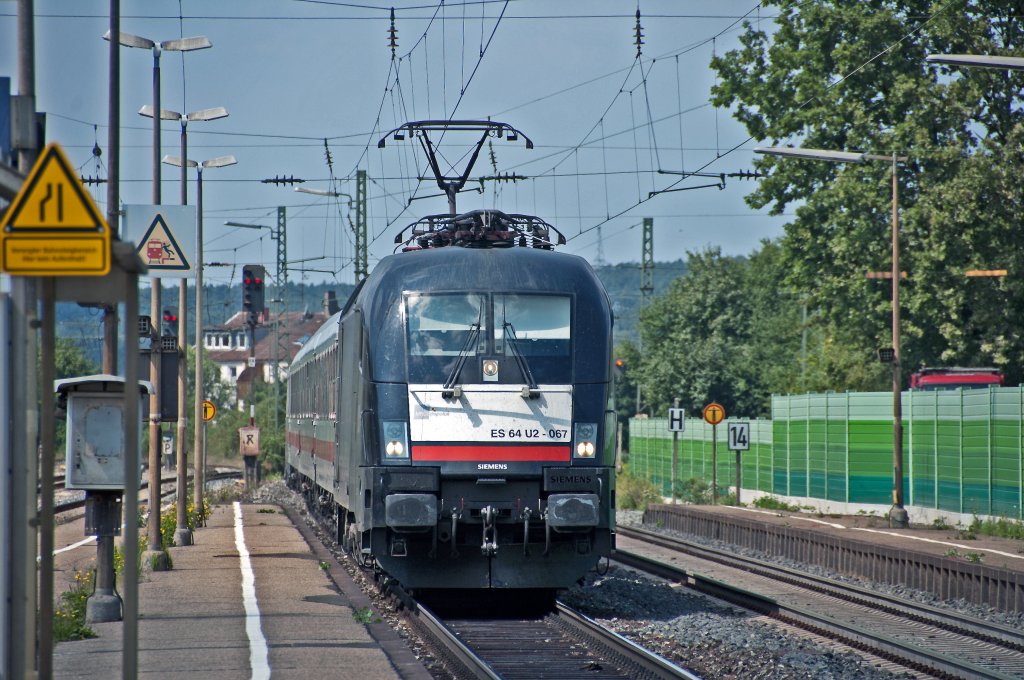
969, 516, 1024, 541
674, 477, 712, 505
753, 495, 801, 512
617, 466, 661, 510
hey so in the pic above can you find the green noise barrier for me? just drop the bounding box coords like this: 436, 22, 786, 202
628, 387, 1024, 519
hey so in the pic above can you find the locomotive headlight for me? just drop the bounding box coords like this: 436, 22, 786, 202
382, 421, 409, 459
482, 359, 499, 382
576, 441, 595, 457
573, 423, 598, 459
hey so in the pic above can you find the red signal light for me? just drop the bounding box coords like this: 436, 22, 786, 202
244, 277, 252, 284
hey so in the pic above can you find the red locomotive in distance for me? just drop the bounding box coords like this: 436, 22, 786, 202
910, 367, 1005, 390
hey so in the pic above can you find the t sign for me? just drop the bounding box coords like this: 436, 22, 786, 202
668, 408, 686, 432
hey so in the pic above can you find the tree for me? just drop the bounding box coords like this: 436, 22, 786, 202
636, 247, 760, 416
54, 338, 99, 379
711, 1, 1024, 386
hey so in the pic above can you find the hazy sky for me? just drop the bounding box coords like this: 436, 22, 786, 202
0, 0, 791, 289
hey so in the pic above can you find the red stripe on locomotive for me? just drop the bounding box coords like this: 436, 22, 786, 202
412, 444, 570, 462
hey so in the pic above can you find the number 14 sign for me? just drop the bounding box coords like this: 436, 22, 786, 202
727, 421, 750, 451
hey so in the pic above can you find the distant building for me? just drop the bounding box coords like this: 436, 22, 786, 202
204, 291, 340, 405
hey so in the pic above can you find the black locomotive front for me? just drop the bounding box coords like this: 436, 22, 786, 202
346, 223, 616, 591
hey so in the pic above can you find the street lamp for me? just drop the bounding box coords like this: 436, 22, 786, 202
163, 154, 237, 525
143, 105, 228, 548
925, 54, 1024, 71
105, 29, 212, 557
755, 145, 911, 528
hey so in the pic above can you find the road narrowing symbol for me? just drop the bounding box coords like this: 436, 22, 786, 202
0, 142, 111, 275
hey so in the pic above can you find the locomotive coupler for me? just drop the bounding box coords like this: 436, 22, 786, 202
481, 505, 498, 557
522, 508, 532, 556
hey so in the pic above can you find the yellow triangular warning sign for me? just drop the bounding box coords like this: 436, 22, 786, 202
2, 143, 107, 232
0, 143, 110, 276
136, 214, 191, 270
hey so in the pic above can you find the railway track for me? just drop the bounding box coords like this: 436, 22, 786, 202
616, 524, 1024, 679
53, 469, 242, 515
405, 598, 699, 680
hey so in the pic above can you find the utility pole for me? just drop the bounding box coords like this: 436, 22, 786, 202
355, 170, 368, 283
146, 42, 164, 560
272, 206, 286, 431
637, 217, 654, 414
8, 2, 39, 678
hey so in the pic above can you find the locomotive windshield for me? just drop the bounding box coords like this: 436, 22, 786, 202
406, 292, 571, 384
406, 293, 484, 357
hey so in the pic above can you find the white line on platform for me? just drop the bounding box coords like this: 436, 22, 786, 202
731, 505, 847, 528
234, 501, 271, 680
851, 528, 1024, 561
39, 536, 96, 562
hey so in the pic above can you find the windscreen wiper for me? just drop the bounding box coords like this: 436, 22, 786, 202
503, 322, 538, 397
442, 319, 481, 398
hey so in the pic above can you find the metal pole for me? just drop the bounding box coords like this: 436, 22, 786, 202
711, 424, 718, 504
101, 0, 120, 376
174, 119, 192, 546
147, 45, 164, 554
38, 278, 55, 679
735, 448, 742, 506
10, 2, 39, 677
889, 152, 908, 528
123, 275, 140, 680
672, 398, 679, 503
193, 166, 206, 524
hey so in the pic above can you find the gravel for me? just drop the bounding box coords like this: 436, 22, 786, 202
562, 562, 908, 679
616, 509, 1024, 630
241, 487, 919, 678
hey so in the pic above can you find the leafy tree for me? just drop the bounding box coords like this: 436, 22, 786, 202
54, 338, 99, 379
636, 247, 758, 416
711, 1, 1024, 386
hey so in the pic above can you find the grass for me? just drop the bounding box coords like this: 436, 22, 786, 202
352, 606, 382, 625
53, 570, 97, 642
969, 516, 1024, 541
752, 495, 801, 512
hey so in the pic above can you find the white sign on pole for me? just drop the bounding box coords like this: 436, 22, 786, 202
123, 204, 197, 278
727, 421, 750, 451
668, 408, 686, 432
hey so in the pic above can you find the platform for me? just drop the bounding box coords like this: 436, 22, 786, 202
641, 503, 1024, 612
53, 502, 423, 679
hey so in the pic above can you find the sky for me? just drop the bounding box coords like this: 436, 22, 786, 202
0, 0, 791, 290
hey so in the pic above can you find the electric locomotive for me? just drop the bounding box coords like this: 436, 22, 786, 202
286, 210, 615, 592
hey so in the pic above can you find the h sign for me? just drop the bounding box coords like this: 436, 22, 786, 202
668, 408, 686, 432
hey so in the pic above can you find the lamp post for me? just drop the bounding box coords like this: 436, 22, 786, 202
105, 29, 212, 556
755, 146, 910, 528
143, 105, 227, 546
163, 154, 237, 525
925, 54, 1024, 71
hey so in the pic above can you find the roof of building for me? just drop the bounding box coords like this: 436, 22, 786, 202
206, 310, 328, 364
